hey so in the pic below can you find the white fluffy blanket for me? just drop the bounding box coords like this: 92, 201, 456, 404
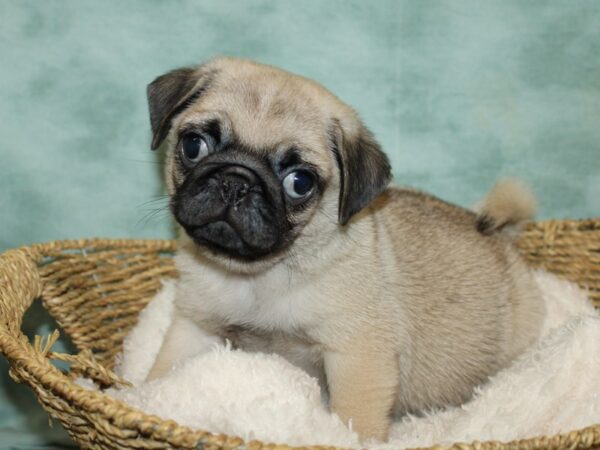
88, 271, 600, 448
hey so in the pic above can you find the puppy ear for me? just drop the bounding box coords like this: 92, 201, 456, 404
147, 67, 208, 150
330, 119, 392, 225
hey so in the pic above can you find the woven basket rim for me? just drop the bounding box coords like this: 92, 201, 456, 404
0, 220, 599, 450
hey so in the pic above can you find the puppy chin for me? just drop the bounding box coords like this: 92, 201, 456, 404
177, 227, 292, 275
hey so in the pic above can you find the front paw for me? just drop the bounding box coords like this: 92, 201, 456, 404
325, 350, 397, 443
337, 407, 391, 443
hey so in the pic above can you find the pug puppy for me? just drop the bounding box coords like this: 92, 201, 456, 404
145, 57, 544, 442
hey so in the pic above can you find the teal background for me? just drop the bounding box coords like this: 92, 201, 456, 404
0, 1, 599, 448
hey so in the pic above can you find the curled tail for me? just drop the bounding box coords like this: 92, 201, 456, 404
475, 178, 536, 239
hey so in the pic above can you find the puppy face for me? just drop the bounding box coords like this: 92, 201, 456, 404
147, 57, 391, 268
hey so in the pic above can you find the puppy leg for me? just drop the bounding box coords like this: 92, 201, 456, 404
146, 314, 221, 381
324, 350, 399, 442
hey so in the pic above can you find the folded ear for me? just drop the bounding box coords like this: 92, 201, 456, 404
147, 67, 210, 150
329, 119, 392, 225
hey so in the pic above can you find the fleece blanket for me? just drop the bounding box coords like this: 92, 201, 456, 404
78, 270, 600, 448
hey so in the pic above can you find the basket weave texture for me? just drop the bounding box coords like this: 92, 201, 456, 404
0, 219, 599, 450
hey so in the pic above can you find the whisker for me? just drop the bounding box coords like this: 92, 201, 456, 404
136, 205, 171, 227
136, 196, 170, 209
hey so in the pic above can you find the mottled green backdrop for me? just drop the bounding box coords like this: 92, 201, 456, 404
0, 1, 599, 448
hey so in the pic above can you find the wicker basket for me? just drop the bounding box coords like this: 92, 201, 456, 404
1, 219, 599, 450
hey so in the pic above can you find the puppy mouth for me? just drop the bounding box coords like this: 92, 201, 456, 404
187, 220, 272, 260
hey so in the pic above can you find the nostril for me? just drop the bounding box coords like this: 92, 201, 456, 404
221, 179, 231, 194
237, 183, 249, 197
189, 174, 218, 198
219, 175, 251, 206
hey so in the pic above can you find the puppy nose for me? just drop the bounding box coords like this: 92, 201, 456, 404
218, 166, 259, 206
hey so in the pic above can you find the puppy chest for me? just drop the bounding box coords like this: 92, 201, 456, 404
179, 274, 321, 332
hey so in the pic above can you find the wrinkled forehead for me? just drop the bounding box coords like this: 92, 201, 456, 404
175, 71, 333, 165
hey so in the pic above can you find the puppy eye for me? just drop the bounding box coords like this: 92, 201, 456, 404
283, 170, 315, 200
180, 133, 209, 167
